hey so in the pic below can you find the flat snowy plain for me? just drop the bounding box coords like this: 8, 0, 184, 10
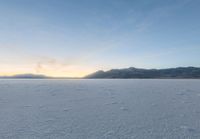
0, 79, 200, 139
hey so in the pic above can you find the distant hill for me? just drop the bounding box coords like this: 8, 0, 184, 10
85, 67, 200, 79
0, 74, 49, 79
0, 74, 80, 79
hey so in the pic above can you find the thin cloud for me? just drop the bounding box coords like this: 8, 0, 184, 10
136, 0, 192, 32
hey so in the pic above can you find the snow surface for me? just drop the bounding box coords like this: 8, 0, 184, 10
0, 79, 200, 139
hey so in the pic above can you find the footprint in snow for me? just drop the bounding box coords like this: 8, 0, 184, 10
49, 90, 57, 96
104, 130, 115, 138
181, 100, 192, 104
45, 118, 55, 122
63, 108, 70, 112
105, 101, 118, 105
39, 105, 45, 109
179, 114, 186, 117
120, 106, 128, 111
151, 103, 158, 107
51, 93, 56, 96
177, 92, 185, 96
180, 125, 196, 133
111, 101, 118, 104
23, 105, 32, 108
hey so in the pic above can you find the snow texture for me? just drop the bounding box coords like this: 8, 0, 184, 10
0, 79, 200, 139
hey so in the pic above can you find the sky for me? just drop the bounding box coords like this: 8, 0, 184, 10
0, 0, 200, 77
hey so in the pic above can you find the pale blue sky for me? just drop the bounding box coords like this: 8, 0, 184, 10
0, 0, 199, 77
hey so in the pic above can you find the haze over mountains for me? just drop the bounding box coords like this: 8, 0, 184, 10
0, 74, 49, 79
0, 74, 78, 79
1, 67, 200, 79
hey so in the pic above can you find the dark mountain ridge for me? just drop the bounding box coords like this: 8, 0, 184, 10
85, 67, 200, 79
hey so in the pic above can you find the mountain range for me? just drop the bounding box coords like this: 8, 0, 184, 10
0, 67, 200, 79
85, 67, 200, 79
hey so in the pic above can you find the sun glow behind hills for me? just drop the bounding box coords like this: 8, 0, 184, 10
0, 64, 95, 77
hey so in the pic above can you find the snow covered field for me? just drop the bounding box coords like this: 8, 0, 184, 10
0, 79, 200, 139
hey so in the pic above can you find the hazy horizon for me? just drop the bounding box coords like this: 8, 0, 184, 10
1, 0, 200, 77
0, 66, 199, 79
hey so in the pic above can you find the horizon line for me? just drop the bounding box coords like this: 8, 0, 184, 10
0, 66, 199, 78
